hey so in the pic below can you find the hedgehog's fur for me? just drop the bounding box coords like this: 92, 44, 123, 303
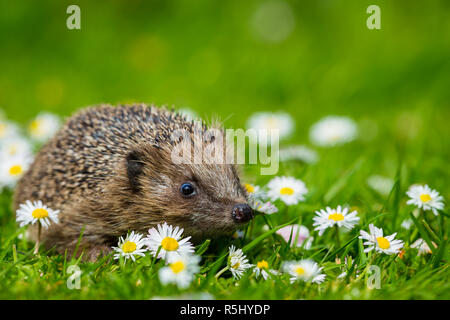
14, 104, 251, 260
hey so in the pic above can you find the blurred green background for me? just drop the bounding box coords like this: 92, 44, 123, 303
1, 1, 450, 299
1, 0, 449, 162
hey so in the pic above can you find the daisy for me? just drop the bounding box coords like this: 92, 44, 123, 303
276, 224, 313, 249
312, 205, 360, 236
16, 200, 59, 228
279, 145, 319, 164
243, 183, 265, 200
401, 218, 413, 230
253, 259, 279, 280
367, 175, 394, 196
266, 176, 307, 205
0, 135, 33, 158
406, 184, 444, 215
410, 238, 435, 256
282, 259, 326, 284
0, 119, 20, 141
28, 112, 61, 143
249, 199, 278, 215
359, 224, 404, 255
246, 112, 294, 145
0, 155, 32, 189
227, 245, 253, 280
145, 222, 194, 263
113, 231, 147, 261
309, 116, 358, 147
158, 254, 200, 289
232, 229, 245, 239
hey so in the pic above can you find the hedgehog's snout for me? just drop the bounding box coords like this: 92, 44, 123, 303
231, 203, 254, 223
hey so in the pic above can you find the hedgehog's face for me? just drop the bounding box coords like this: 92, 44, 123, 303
126, 146, 254, 240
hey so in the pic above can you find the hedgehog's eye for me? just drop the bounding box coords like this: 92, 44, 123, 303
180, 182, 196, 198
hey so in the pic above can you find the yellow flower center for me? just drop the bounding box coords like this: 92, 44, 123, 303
376, 237, 390, 250
420, 194, 431, 203
29, 120, 42, 134
231, 262, 240, 269
328, 213, 344, 221
170, 261, 186, 274
265, 118, 279, 130
161, 237, 179, 251
244, 183, 255, 193
32, 208, 49, 219
295, 267, 305, 275
0, 123, 5, 136
122, 241, 137, 253
280, 187, 294, 195
257, 260, 269, 269
9, 165, 23, 176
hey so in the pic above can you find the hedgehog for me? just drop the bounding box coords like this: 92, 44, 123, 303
14, 104, 254, 260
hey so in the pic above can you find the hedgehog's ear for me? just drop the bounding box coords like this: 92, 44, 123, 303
126, 151, 144, 193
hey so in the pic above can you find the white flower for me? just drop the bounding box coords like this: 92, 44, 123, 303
253, 259, 279, 280
232, 229, 245, 239
28, 112, 61, 142
410, 238, 434, 256
276, 224, 313, 249
313, 206, 360, 236
0, 119, 20, 141
401, 219, 413, 230
282, 259, 326, 284
0, 135, 33, 158
279, 145, 319, 164
145, 223, 195, 263
309, 116, 358, 147
266, 176, 307, 205
249, 199, 278, 215
243, 183, 265, 200
359, 224, 404, 255
113, 231, 147, 261
228, 245, 253, 280
158, 254, 200, 289
246, 112, 294, 145
406, 184, 444, 215
16, 200, 59, 228
0, 155, 32, 190
367, 175, 394, 196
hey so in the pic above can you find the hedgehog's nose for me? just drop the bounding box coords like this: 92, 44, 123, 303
232, 204, 253, 223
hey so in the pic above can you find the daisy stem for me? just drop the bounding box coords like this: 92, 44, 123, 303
334, 224, 341, 248
33, 222, 41, 255
149, 246, 162, 271
215, 266, 229, 279
262, 215, 273, 229
422, 218, 440, 243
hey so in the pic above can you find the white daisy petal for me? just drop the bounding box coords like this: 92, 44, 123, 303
282, 259, 325, 284
309, 116, 357, 147
313, 206, 359, 235
145, 222, 195, 263
16, 200, 59, 229
266, 176, 308, 206
112, 231, 147, 261
406, 184, 444, 216
359, 224, 404, 255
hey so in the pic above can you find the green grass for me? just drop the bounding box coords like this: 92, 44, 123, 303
0, 0, 449, 300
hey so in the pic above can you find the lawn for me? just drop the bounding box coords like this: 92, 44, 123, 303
0, 0, 449, 300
